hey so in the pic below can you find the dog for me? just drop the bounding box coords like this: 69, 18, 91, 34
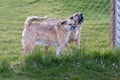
22, 16, 77, 56
43, 13, 84, 52
68, 13, 84, 50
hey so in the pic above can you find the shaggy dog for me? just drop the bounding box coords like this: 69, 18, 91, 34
68, 13, 84, 50
22, 16, 77, 56
43, 13, 84, 52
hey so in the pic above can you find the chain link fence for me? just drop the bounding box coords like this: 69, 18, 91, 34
53, 0, 110, 52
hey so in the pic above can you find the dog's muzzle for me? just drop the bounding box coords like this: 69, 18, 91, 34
78, 14, 84, 24
70, 26, 76, 30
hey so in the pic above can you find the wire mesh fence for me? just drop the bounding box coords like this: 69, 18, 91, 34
52, 0, 110, 52
0, 0, 110, 55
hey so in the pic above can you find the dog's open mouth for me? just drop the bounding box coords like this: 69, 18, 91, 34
78, 14, 84, 24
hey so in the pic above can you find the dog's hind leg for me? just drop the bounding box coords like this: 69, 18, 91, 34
75, 37, 80, 50
23, 45, 31, 55
23, 44, 36, 55
45, 46, 49, 53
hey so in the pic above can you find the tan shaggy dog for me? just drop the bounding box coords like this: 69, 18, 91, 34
43, 13, 84, 52
22, 16, 77, 56
68, 13, 84, 50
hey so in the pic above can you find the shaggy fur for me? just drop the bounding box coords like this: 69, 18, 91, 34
44, 13, 84, 52
69, 13, 84, 50
22, 16, 77, 56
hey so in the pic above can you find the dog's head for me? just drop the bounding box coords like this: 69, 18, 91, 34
70, 13, 84, 26
60, 19, 77, 31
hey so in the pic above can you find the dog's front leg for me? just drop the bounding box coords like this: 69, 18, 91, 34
75, 34, 80, 50
56, 44, 65, 56
56, 46, 61, 56
75, 28, 80, 50
64, 31, 72, 54
65, 44, 72, 54
60, 45, 65, 55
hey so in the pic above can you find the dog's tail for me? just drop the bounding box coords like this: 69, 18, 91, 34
25, 16, 47, 27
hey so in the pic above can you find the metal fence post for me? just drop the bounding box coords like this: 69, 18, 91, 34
115, 0, 120, 47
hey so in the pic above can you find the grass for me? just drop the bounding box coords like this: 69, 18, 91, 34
0, 0, 120, 80
0, 49, 120, 80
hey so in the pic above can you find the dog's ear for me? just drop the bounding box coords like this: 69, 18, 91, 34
70, 16, 73, 19
80, 13, 83, 16
75, 14, 79, 17
61, 20, 67, 25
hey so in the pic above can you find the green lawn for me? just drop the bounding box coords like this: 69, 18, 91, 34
0, 0, 120, 80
